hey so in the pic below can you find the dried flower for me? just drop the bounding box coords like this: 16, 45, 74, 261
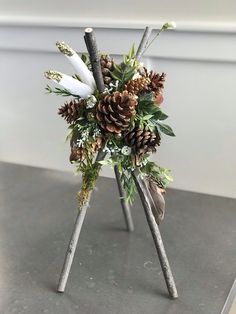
86, 95, 97, 108
121, 146, 132, 156
162, 21, 177, 30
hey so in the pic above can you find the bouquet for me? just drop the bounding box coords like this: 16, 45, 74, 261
44, 22, 176, 224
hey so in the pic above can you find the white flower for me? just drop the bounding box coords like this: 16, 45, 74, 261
132, 72, 141, 80
162, 21, 177, 30
44, 70, 93, 98
121, 146, 132, 156
56, 41, 96, 90
86, 95, 97, 108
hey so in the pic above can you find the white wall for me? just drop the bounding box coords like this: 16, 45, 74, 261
0, 4, 236, 198
1, 0, 236, 27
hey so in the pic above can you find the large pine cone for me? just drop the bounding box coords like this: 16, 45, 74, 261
58, 99, 84, 123
96, 91, 137, 134
124, 127, 161, 155
100, 54, 114, 86
124, 76, 151, 95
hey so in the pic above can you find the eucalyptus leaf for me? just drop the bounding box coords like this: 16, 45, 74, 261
143, 114, 154, 120
158, 112, 169, 120
157, 122, 175, 136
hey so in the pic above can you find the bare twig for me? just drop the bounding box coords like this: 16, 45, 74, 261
84, 28, 105, 93
135, 27, 152, 61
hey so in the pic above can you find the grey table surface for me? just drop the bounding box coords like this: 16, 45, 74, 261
0, 161, 235, 314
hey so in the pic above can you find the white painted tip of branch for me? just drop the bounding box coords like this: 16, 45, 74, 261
44, 70, 62, 82
56, 41, 74, 56
85, 27, 93, 33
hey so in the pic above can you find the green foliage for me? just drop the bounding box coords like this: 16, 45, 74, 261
99, 153, 137, 204
76, 154, 102, 208
140, 161, 173, 188
80, 53, 90, 66
110, 45, 139, 89
136, 93, 174, 136
45, 85, 78, 97
152, 121, 175, 137
120, 171, 136, 204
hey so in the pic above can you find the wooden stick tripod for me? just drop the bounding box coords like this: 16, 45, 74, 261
57, 27, 178, 299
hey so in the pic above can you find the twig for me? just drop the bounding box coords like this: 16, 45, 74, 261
135, 27, 152, 61
114, 165, 134, 232
132, 169, 178, 298
84, 28, 105, 93
141, 28, 164, 56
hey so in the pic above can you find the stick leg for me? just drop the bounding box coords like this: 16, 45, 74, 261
132, 170, 178, 298
57, 201, 89, 292
57, 150, 105, 293
114, 165, 134, 232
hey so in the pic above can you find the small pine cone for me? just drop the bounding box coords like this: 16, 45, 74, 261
70, 146, 85, 163
143, 68, 166, 94
100, 54, 114, 86
96, 91, 137, 134
149, 71, 166, 93
58, 99, 84, 123
124, 77, 151, 95
124, 127, 161, 155
91, 136, 103, 153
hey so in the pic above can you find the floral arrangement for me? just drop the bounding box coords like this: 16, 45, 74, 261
44, 23, 176, 222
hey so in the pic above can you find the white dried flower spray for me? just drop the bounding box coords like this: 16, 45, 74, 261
44, 70, 93, 98
56, 42, 96, 90
86, 95, 97, 108
121, 146, 132, 156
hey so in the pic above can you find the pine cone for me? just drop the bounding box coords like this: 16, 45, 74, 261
100, 54, 114, 86
124, 76, 151, 95
143, 68, 166, 105
91, 136, 103, 153
70, 146, 85, 162
69, 137, 103, 163
96, 91, 137, 134
124, 127, 161, 155
148, 71, 166, 93
58, 99, 84, 123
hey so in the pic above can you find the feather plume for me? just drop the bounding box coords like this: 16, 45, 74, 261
144, 176, 165, 225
